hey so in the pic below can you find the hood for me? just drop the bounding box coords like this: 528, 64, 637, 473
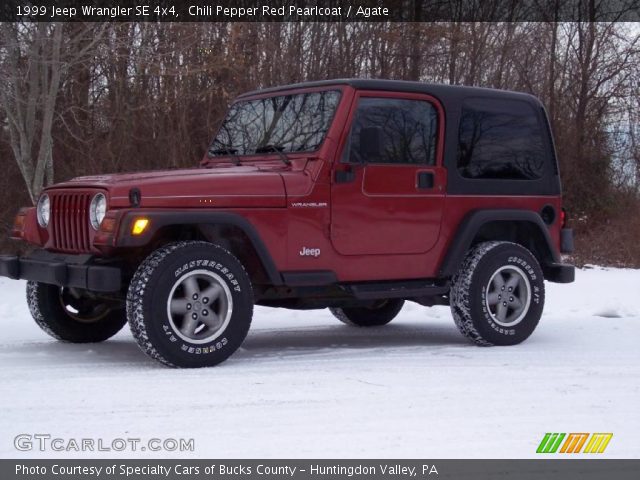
51, 164, 288, 208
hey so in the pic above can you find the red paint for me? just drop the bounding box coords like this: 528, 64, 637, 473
13, 83, 565, 282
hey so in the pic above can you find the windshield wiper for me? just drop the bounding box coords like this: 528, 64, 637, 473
254, 144, 292, 166
208, 147, 241, 166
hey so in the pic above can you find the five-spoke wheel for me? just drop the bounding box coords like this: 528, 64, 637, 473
167, 270, 233, 344
485, 266, 531, 327
450, 241, 545, 346
127, 241, 253, 368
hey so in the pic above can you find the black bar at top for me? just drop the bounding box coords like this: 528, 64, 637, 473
1, 0, 639, 22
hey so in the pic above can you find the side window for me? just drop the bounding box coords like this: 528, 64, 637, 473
347, 98, 438, 165
458, 98, 547, 180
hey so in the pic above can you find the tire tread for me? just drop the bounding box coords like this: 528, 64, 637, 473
450, 241, 544, 346
126, 241, 253, 368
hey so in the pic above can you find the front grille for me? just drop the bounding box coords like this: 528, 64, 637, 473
50, 192, 93, 252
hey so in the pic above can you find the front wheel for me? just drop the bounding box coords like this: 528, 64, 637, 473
27, 282, 127, 343
126, 241, 253, 368
330, 299, 405, 327
450, 241, 545, 346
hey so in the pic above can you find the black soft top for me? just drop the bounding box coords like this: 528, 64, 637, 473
237, 78, 559, 197
237, 78, 539, 105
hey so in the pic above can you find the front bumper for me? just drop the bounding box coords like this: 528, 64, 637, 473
0, 250, 121, 292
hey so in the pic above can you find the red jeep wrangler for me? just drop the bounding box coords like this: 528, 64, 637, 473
1, 79, 574, 368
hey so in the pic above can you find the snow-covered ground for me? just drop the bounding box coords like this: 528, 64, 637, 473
0, 267, 638, 459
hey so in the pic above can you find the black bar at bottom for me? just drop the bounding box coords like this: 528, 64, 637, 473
2, 459, 639, 480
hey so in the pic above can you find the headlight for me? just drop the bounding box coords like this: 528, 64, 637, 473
89, 193, 107, 230
36, 194, 50, 228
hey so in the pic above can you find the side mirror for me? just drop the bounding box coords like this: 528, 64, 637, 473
359, 126, 382, 159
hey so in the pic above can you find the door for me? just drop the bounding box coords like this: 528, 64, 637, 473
330, 92, 446, 256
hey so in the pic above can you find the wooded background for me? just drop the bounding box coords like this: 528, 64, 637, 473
1, 21, 639, 265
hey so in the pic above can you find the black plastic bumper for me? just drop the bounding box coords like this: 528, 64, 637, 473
0, 251, 121, 292
543, 262, 575, 283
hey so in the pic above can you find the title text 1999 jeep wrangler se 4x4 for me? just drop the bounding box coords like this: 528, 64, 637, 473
0, 79, 574, 368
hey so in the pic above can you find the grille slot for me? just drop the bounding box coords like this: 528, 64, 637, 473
51, 192, 92, 252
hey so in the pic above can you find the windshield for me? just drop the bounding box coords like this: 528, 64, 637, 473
208, 90, 341, 156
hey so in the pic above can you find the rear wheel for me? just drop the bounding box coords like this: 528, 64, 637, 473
127, 241, 253, 368
330, 299, 405, 327
26, 282, 126, 343
450, 241, 545, 346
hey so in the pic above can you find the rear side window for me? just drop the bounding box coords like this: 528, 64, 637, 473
348, 98, 438, 165
457, 98, 547, 180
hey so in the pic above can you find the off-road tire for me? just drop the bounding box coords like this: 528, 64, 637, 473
450, 241, 545, 346
26, 281, 127, 343
127, 241, 253, 368
330, 299, 405, 327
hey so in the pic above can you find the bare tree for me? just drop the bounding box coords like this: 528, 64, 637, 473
0, 21, 639, 262
0, 22, 105, 203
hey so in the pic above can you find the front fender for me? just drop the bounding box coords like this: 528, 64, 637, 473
114, 210, 283, 285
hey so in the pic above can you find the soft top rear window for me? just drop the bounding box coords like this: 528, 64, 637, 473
209, 90, 341, 156
457, 98, 548, 180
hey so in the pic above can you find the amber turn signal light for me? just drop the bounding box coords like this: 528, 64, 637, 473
131, 218, 150, 235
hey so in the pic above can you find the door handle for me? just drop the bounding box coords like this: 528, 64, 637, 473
417, 172, 434, 189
